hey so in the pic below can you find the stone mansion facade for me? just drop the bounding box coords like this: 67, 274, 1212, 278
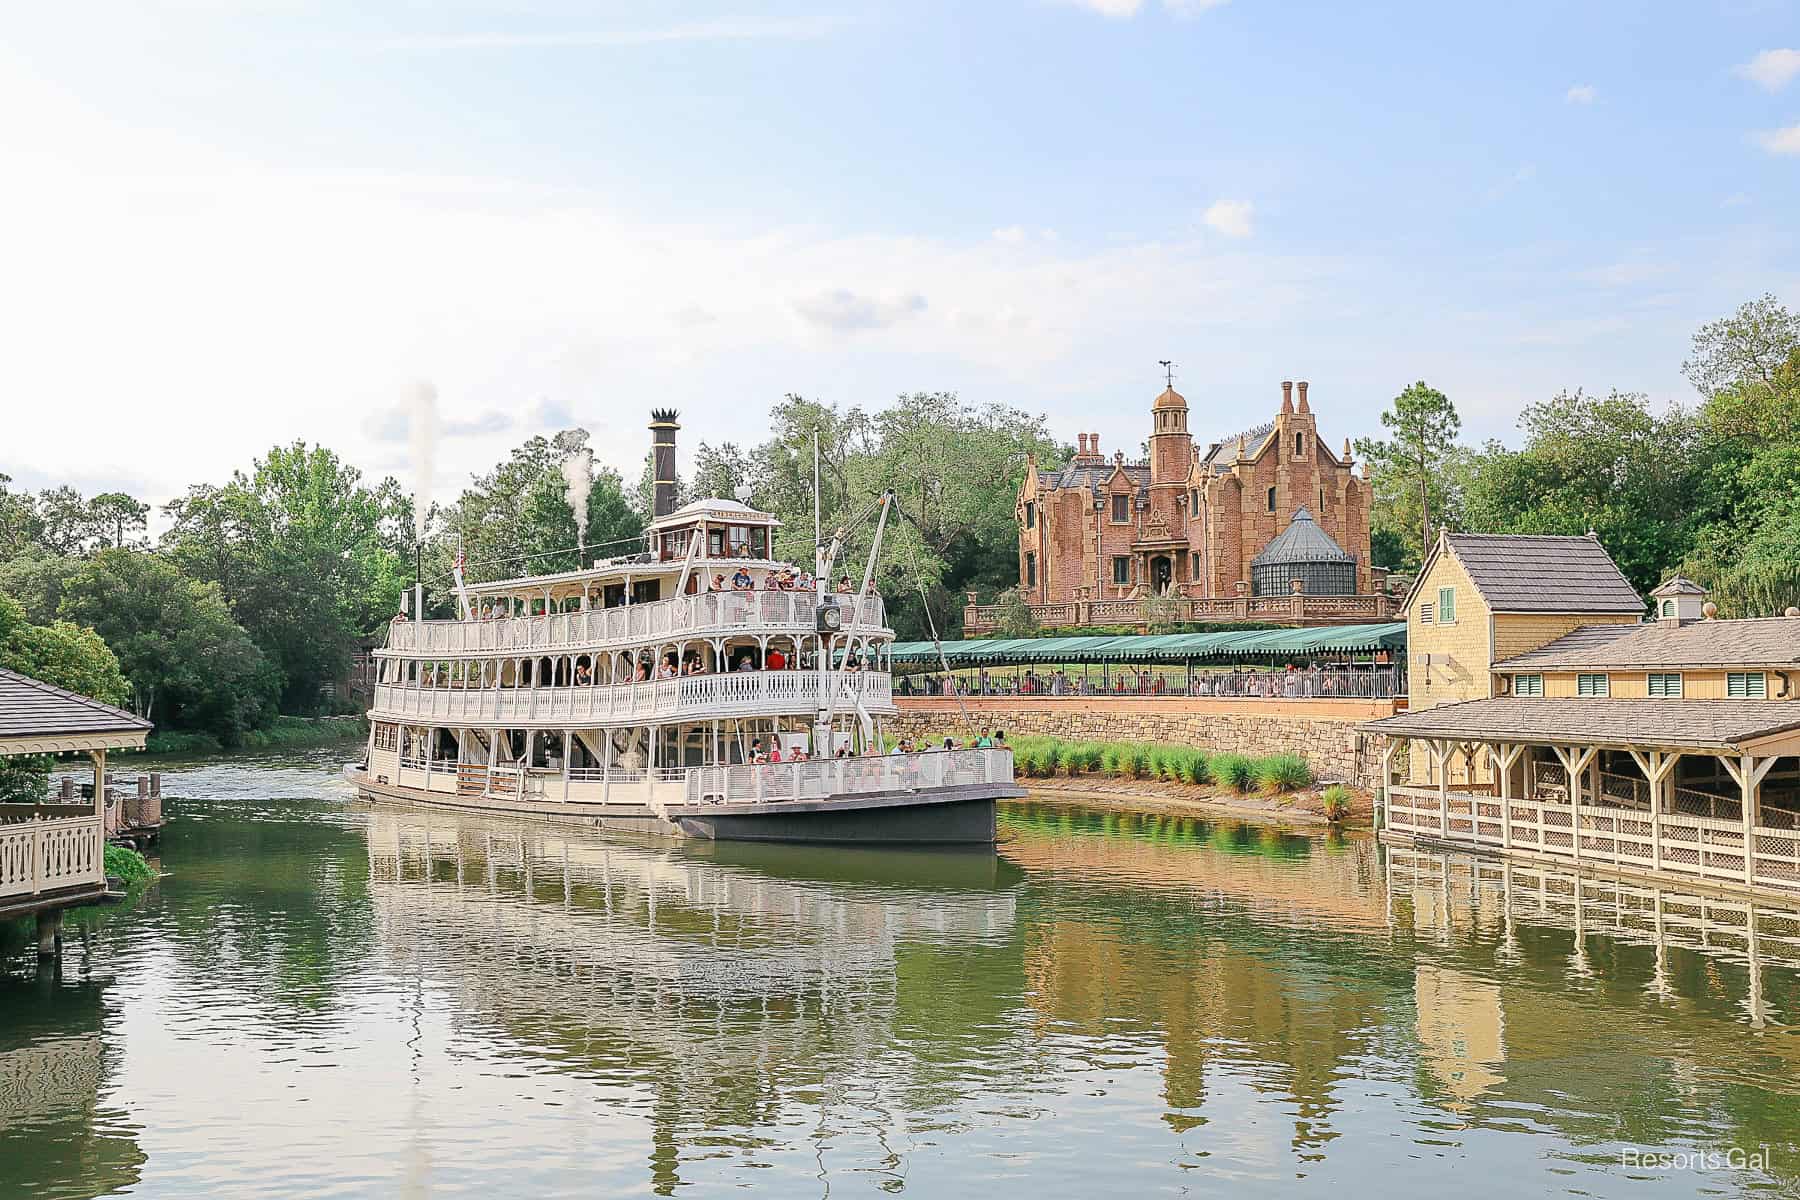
1014, 378, 1382, 608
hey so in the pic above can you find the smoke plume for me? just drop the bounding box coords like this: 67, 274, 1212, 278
561, 448, 593, 561
408, 380, 439, 543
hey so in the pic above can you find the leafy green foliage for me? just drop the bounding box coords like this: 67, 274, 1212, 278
60, 549, 279, 742
1355, 381, 1461, 568
104, 844, 156, 883
164, 443, 410, 712
1252, 752, 1312, 794
1212, 753, 1256, 793
0, 593, 130, 802
1319, 785, 1352, 823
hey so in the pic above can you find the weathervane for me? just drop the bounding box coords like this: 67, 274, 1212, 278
1158, 359, 1176, 389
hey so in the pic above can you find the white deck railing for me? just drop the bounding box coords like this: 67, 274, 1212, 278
0, 816, 105, 903
384, 591, 886, 657
371, 669, 895, 725
684, 748, 1014, 806
1385, 785, 1800, 894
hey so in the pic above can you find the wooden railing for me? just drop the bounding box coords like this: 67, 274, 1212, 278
963, 592, 1397, 632
1385, 785, 1800, 895
0, 816, 105, 903
385, 591, 885, 657
686, 748, 1014, 806
372, 669, 894, 725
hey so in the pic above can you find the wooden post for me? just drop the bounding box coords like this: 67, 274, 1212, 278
1490, 742, 1522, 849
1433, 739, 1451, 836
1722, 754, 1776, 885
37, 907, 62, 958
1627, 749, 1679, 874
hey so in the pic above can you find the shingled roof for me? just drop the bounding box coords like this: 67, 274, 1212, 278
0, 667, 151, 749
1437, 532, 1646, 615
1363, 696, 1800, 751
1496, 616, 1800, 671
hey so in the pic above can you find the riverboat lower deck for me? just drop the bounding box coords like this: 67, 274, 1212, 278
346, 747, 1021, 844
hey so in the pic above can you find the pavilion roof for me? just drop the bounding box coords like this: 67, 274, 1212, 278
0, 667, 151, 755
1362, 696, 1800, 752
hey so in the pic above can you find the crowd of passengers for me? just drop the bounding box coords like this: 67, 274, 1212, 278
408, 646, 873, 689
741, 729, 1010, 764
434, 572, 871, 623
899, 662, 1398, 698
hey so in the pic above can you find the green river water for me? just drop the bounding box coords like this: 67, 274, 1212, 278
2, 748, 1798, 1198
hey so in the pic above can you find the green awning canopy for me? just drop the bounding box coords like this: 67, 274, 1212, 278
890, 622, 1406, 667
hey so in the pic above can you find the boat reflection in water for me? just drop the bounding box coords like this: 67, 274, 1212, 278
361, 804, 1023, 1194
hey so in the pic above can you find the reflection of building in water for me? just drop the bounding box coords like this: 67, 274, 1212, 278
361, 808, 1024, 1194
1412, 964, 1505, 1109
0, 989, 144, 1196
1003, 809, 1392, 1152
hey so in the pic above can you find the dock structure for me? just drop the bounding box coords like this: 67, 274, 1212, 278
0, 668, 152, 955
1368, 534, 1800, 899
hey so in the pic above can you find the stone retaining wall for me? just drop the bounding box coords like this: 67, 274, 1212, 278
891, 697, 1395, 786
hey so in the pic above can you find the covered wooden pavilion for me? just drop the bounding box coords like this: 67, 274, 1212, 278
0, 667, 151, 953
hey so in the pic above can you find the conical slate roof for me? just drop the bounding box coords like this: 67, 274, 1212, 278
1251, 507, 1354, 566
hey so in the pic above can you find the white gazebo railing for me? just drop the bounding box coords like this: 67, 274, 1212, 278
0, 816, 105, 903
384, 591, 886, 657
370, 669, 895, 725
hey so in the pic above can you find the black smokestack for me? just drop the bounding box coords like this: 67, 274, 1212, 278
650, 408, 680, 519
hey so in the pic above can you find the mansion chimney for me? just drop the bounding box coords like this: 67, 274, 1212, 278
649, 408, 680, 519
1296, 381, 1310, 413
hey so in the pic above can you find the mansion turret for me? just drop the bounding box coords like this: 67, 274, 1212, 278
1015, 378, 1380, 606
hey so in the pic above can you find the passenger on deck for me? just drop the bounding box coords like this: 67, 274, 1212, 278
731, 567, 754, 590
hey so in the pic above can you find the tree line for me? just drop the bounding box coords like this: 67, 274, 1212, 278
1356, 295, 1800, 615
1, 294, 1791, 786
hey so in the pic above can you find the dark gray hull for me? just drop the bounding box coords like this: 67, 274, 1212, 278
345, 766, 1020, 846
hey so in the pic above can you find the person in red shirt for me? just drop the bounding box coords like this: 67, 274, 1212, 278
768, 744, 783, 763
766, 647, 787, 671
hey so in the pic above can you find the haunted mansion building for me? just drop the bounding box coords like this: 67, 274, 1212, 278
1000, 378, 1388, 628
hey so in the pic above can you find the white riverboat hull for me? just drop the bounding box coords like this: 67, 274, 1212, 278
344, 763, 1022, 845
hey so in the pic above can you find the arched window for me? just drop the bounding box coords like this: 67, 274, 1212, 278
1295, 431, 1304, 457
1266, 486, 1277, 513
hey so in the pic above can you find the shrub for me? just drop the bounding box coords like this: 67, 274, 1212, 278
1148, 747, 1172, 780
1126, 747, 1151, 780
104, 844, 155, 883
1213, 753, 1256, 793
1101, 745, 1128, 776
1254, 752, 1313, 795
1053, 742, 1084, 776
1320, 784, 1352, 823
1079, 743, 1106, 772
1181, 751, 1210, 785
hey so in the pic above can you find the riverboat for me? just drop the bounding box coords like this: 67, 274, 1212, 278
345, 411, 1021, 844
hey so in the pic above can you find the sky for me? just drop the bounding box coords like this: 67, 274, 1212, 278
3, 1, 1797, 523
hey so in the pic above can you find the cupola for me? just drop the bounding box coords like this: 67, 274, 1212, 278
1649, 575, 1708, 626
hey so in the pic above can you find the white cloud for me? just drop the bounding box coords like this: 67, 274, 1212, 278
1565, 84, 1597, 104
1060, 0, 1226, 16
365, 18, 845, 52
789, 289, 928, 332
1736, 48, 1800, 92
1721, 192, 1751, 208
992, 225, 1029, 244
1754, 122, 1800, 155
1203, 199, 1254, 238
1062, 0, 1142, 14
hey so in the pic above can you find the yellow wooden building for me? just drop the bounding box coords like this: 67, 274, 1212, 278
1369, 536, 1800, 898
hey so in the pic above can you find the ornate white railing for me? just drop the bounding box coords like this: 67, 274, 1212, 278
0, 816, 105, 902
1385, 785, 1800, 894
384, 591, 886, 657
371, 669, 895, 725
683, 748, 1013, 806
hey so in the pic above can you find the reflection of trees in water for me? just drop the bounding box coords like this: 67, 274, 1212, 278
149, 800, 377, 1023
364, 810, 1036, 1194
0, 976, 143, 1199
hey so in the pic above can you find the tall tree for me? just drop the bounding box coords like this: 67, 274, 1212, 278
1355, 381, 1462, 566
0, 475, 43, 559
60, 549, 280, 739
88, 492, 152, 550
164, 443, 409, 712
0, 593, 130, 801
